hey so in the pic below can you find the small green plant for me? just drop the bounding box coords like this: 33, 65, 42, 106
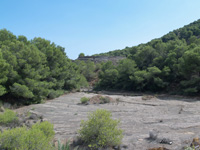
80, 97, 90, 104
0, 109, 18, 125
78, 109, 123, 149
184, 146, 195, 150
57, 140, 70, 150
0, 121, 55, 150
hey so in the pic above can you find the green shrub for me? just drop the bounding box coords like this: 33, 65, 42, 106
184, 146, 195, 150
80, 97, 90, 104
0, 109, 18, 125
78, 109, 123, 149
0, 121, 55, 150
0, 126, 27, 149
32, 121, 55, 141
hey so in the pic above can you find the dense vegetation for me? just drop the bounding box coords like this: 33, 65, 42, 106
94, 19, 200, 95
0, 29, 88, 104
0, 19, 200, 105
0, 121, 55, 150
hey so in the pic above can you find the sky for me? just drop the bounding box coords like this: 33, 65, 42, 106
1, 0, 200, 59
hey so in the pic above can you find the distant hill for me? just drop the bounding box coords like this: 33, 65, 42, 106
94, 19, 200, 95
94, 19, 200, 57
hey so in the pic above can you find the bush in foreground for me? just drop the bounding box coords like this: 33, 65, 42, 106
0, 121, 55, 150
78, 109, 123, 149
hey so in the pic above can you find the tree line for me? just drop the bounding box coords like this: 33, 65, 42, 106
0, 19, 200, 105
0, 29, 88, 104
93, 19, 200, 95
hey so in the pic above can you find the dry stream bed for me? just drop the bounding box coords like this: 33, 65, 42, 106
16, 92, 200, 150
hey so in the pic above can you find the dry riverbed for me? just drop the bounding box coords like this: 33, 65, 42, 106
16, 92, 200, 150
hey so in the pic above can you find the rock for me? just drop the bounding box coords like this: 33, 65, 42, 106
113, 145, 120, 150
38, 114, 43, 119
149, 129, 159, 140
29, 113, 38, 120
159, 138, 173, 145
0, 126, 3, 133
41, 118, 48, 122
0, 106, 5, 112
3, 102, 11, 109
17, 118, 25, 126
25, 120, 31, 127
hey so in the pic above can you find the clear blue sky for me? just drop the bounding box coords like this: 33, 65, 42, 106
1, 0, 200, 59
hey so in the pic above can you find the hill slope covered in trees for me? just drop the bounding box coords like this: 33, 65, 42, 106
0, 29, 88, 104
94, 19, 200, 95
0, 19, 200, 105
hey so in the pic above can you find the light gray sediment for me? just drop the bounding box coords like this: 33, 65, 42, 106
16, 92, 200, 150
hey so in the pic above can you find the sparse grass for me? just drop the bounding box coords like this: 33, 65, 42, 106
99, 96, 110, 104
57, 140, 70, 150
0, 109, 18, 125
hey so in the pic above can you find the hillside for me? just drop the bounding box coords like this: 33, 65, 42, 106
94, 19, 200, 57
93, 19, 200, 95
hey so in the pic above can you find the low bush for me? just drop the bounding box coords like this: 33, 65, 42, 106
0, 121, 55, 150
89, 95, 113, 104
78, 109, 123, 149
0, 109, 18, 125
80, 97, 90, 104
184, 146, 194, 150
